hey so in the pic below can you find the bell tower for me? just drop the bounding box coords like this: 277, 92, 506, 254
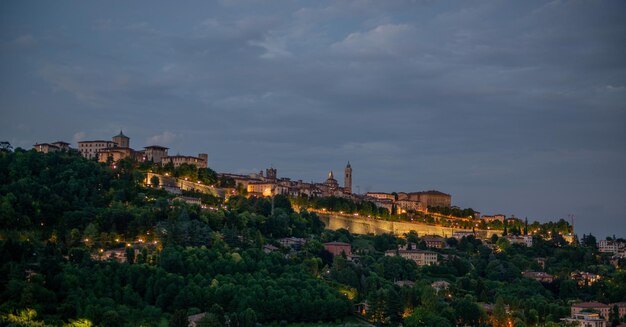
344, 162, 352, 194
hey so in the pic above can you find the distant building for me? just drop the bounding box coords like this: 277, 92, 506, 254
422, 236, 446, 249
33, 141, 70, 153
482, 214, 506, 223
365, 192, 395, 201
278, 237, 306, 250
143, 145, 169, 163
562, 312, 608, 327
411, 190, 451, 208
112, 131, 129, 148
571, 302, 610, 320
263, 244, 279, 254
344, 162, 352, 194
324, 242, 352, 257
98, 146, 135, 163
571, 271, 601, 286
522, 271, 554, 283
506, 235, 533, 247
598, 239, 623, 254
385, 249, 438, 266
188, 313, 208, 327
396, 199, 424, 213
78, 140, 117, 159
431, 280, 451, 292
161, 153, 208, 169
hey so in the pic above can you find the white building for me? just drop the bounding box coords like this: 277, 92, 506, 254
385, 249, 438, 266
506, 235, 533, 247
78, 140, 117, 159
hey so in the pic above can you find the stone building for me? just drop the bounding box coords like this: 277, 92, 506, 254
33, 141, 70, 153
161, 153, 208, 169
385, 249, 438, 266
78, 140, 117, 159
571, 302, 610, 320
324, 241, 352, 257
344, 162, 352, 194
143, 145, 169, 163
409, 190, 451, 208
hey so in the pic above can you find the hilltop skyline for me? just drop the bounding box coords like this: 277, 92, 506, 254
1, 1, 625, 238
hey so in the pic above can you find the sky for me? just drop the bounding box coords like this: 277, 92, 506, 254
1, 1, 625, 238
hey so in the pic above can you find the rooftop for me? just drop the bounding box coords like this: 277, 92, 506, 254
572, 302, 610, 309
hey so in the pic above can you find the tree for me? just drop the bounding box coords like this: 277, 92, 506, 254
169, 310, 188, 327
609, 305, 620, 327
492, 297, 508, 327
0, 141, 12, 153
581, 234, 597, 248
150, 175, 160, 187
197, 313, 223, 327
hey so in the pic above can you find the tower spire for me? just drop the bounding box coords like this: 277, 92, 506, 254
344, 161, 352, 194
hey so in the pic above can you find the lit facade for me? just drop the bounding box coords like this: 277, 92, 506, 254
385, 249, 438, 266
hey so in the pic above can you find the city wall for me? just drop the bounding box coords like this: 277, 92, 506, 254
145, 172, 219, 197
318, 213, 501, 238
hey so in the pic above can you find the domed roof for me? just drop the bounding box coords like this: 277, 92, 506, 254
113, 130, 129, 139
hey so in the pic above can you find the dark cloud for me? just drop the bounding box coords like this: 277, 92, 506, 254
1, 0, 625, 237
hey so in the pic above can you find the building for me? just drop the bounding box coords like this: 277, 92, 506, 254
78, 140, 117, 159
409, 190, 451, 208
506, 235, 533, 247
33, 142, 66, 153
161, 153, 208, 169
366, 192, 395, 201
571, 302, 610, 320
422, 236, 446, 249
98, 146, 135, 163
324, 171, 339, 194
562, 312, 608, 327
143, 145, 169, 163
344, 162, 352, 194
111, 130, 130, 148
324, 242, 352, 257
598, 240, 623, 254
571, 271, 602, 286
522, 271, 554, 283
431, 280, 451, 292
278, 237, 306, 250
396, 200, 424, 213
188, 313, 208, 327
482, 214, 506, 223
385, 249, 438, 266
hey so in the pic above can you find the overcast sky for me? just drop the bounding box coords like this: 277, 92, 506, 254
1, 1, 625, 238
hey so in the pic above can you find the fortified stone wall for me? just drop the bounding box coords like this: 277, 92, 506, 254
318, 213, 501, 238
145, 172, 219, 196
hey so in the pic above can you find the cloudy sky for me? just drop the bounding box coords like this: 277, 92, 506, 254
1, 1, 625, 237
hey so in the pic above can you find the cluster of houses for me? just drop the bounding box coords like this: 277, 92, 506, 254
363, 191, 452, 215
33, 131, 208, 169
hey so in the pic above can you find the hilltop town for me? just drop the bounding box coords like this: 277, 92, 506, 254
0, 132, 621, 327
